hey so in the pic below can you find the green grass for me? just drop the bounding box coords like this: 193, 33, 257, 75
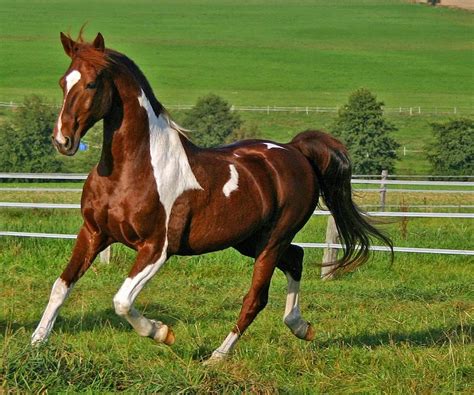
0, 189, 473, 392
0, 0, 472, 107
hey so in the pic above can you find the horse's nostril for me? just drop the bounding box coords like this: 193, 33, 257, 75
64, 136, 72, 150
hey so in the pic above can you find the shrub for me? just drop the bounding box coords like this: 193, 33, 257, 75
426, 118, 473, 176
332, 88, 400, 174
0, 95, 63, 173
182, 94, 243, 147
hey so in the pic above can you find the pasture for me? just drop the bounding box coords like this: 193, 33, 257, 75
0, 186, 473, 392
0, 0, 473, 392
0, 0, 472, 107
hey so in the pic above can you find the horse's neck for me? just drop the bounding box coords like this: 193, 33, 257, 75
101, 83, 202, 215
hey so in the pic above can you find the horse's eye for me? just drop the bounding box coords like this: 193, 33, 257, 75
86, 81, 97, 90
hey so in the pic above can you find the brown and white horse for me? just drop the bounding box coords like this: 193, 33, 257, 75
32, 32, 392, 362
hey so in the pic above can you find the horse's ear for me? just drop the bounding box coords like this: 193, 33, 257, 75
60, 32, 75, 58
93, 33, 105, 52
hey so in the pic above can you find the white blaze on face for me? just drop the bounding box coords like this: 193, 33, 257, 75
223, 164, 239, 197
56, 70, 82, 144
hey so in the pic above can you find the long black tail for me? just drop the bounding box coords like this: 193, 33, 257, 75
290, 130, 393, 272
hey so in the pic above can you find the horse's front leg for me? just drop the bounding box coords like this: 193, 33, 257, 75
31, 225, 107, 344
112, 241, 175, 345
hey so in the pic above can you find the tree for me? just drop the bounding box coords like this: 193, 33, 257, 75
0, 95, 63, 173
225, 120, 261, 144
426, 118, 473, 176
332, 88, 400, 174
182, 94, 243, 147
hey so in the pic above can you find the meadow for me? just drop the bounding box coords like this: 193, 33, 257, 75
0, 0, 473, 392
0, 0, 473, 174
0, 187, 473, 392
0, 0, 472, 107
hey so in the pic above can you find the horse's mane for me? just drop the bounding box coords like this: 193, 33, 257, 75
66, 30, 189, 138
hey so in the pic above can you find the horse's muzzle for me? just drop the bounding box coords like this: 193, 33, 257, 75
51, 135, 78, 156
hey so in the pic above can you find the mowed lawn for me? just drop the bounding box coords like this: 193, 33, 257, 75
0, 189, 473, 392
0, 0, 472, 107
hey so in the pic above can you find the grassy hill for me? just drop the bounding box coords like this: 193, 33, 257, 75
0, 0, 472, 174
0, 0, 472, 107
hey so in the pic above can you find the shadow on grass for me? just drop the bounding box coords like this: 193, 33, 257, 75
0, 303, 197, 337
317, 324, 473, 348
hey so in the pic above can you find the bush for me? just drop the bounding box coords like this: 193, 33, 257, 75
426, 118, 473, 176
182, 94, 243, 147
0, 95, 63, 173
332, 88, 400, 174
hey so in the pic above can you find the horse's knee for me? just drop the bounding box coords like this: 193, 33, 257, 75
113, 294, 131, 316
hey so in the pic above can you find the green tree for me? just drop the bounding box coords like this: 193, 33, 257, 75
426, 118, 473, 176
332, 88, 400, 174
225, 120, 261, 144
0, 95, 63, 172
182, 94, 243, 147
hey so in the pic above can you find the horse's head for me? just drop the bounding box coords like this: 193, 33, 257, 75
53, 32, 113, 156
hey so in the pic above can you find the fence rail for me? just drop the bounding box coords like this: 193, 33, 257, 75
1, 172, 473, 265
2, 202, 472, 219
1, 101, 472, 116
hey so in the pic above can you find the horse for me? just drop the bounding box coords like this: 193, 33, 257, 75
32, 31, 392, 363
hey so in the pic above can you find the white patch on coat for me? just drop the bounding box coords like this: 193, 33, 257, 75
56, 70, 82, 144
222, 164, 239, 197
112, 91, 203, 339
138, 90, 202, 226
113, 243, 168, 338
31, 278, 72, 344
263, 142, 286, 150
283, 273, 308, 339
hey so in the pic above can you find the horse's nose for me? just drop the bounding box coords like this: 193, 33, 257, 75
63, 136, 73, 150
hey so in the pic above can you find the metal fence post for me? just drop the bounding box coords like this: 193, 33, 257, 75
380, 170, 388, 210
100, 246, 111, 264
321, 215, 338, 280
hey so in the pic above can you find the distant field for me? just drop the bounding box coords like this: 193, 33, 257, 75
0, 0, 472, 107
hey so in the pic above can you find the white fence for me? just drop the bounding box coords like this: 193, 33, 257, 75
1, 101, 472, 116
1, 173, 473, 266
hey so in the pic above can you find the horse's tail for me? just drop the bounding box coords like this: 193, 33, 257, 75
290, 130, 393, 272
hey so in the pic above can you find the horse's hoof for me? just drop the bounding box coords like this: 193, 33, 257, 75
151, 321, 175, 346
203, 350, 228, 366
305, 323, 315, 341
164, 327, 175, 346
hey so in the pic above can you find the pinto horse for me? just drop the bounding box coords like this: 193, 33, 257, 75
32, 32, 392, 362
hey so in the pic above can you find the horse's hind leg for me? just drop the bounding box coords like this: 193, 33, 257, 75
207, 245, 281, 362
277, 244, 315, 341
112, 242, 174, 345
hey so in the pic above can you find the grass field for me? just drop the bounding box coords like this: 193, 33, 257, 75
0, 0, 472, 175
0, 0, 472, 107
0, 187, 473, 392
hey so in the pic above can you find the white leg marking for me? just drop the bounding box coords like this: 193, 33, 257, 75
113, 247, 171, 342
263, 142, 286, 150
283, 273, 309, 339
31, 278, 72, 344
206, 331, 239, 363
222, 164, 239, 197
56, 70, 82, 144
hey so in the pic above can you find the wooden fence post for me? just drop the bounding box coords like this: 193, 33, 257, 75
321, 215, 338, 280
100, 246, 111, 264
380, 170, 388, 210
